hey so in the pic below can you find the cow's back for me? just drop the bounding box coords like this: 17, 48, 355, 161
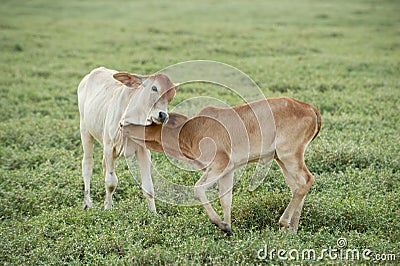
77, 67, 122, 143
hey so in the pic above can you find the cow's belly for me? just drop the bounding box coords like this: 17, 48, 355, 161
82, 102, 108, 144
78, 67, 126, 146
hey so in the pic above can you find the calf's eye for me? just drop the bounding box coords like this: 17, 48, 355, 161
152, 85, 158, 92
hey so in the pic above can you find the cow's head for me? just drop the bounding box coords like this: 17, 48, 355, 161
114, 72, 177, 126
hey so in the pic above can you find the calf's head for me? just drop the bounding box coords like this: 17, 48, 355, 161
114, 72, 177, 126
122, 113, 189, 154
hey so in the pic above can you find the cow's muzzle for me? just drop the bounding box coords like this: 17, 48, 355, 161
152, 111, 169, 124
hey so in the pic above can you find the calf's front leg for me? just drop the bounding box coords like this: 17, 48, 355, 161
194, 168, 231, 233
218, 171, 234, 234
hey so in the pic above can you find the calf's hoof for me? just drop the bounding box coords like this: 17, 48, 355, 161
279, 223, 297, 234
216, 221, 232, 235
223, 224, 232, 235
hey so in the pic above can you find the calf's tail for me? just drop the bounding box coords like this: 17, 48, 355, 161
311, 106, 322, 142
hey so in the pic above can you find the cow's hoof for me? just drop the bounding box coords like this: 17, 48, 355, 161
279, 226, 289, 232
104, 201, 113, 210
83, 199, 93, 210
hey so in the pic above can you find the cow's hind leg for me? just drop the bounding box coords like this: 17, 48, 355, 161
103, 144, 118, 210
276, 156, 314, 233
80, 124, 94, 210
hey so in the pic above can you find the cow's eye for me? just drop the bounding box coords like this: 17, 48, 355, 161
152, 85, 158, 92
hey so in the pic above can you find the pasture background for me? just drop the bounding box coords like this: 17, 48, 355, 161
0, 0, 399, 264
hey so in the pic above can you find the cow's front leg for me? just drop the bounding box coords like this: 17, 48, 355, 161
104, 144, 118, 210
136, 146, 157, 214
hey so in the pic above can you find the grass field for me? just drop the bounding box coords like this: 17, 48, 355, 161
1, 0, 399, 264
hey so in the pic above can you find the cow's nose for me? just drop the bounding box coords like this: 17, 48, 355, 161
158, 111, 168, 122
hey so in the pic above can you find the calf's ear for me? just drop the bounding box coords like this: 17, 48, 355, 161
164, 83, 179, 102
122, 125, 146, 141
172, 83, 180, 89
113, 72, 146, 88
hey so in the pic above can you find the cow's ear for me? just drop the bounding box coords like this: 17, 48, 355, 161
113, 72, 144, 88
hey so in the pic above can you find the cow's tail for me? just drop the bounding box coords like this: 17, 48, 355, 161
115, 128, 125, 158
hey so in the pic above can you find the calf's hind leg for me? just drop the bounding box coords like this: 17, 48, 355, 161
276, 156, 314, 233
289, 164, 314, 231
290, 197, 305, 232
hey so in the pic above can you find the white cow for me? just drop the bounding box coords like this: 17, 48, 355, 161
77, 67, 176, 212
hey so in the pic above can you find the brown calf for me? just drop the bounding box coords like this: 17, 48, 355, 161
122, 97, 321, 234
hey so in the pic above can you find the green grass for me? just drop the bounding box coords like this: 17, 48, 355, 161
1, 0, 399, 264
